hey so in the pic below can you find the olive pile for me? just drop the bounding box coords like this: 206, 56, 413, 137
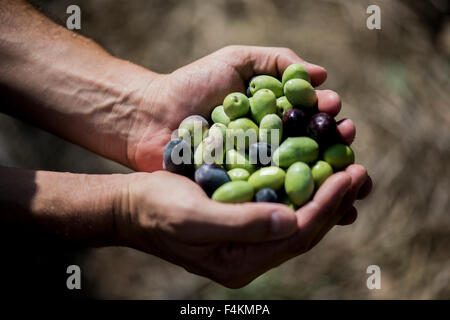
163, 64, 354, 208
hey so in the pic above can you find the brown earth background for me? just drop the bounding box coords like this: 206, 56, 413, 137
1, 0, 449, 299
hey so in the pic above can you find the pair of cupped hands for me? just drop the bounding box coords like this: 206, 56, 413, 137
119, 46, 372, 288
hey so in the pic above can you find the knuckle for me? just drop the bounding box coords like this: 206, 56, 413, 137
222, 45, 243, 54
280, 47, 296, 57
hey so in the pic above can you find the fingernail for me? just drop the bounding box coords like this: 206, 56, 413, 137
270, 211, 296, 239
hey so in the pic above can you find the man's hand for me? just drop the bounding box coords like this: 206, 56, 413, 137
129, 45, 355, 172
0, 3, 358, 175
116, 165, 371, 288
0, 163, 370, 288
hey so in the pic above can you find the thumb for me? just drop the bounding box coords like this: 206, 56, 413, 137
192, 201, 298, 244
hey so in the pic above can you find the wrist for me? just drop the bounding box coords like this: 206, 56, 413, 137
30, 170, 126, 247
110, 172, 155, 249
85, 57, 165, 170
0, 2, 165, 171
116, 67, 169, 171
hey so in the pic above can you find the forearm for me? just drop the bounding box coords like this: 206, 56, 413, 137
0, 166, 125, 246
0, 0, 161, 168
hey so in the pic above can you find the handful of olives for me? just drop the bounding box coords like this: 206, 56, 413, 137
163, 64, 355, 208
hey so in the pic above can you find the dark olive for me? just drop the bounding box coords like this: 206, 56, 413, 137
163, 139, 194, 178
306, 112, 337, 146
282, 108, 309, 137
195, 164, 231, 197
254, 188, 279, 203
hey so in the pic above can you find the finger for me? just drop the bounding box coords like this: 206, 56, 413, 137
233, 46, 327, 87
339, 164, 368, 210
337, 206, 358, 225
226, 172, 352, 278
294, 171, 352, 236
315, 91, 356, 145
193, 201, 298, 243
308, 164, 368, 247
337, 118, 356, 145
357, 175, 373, 199
316, 90, 341, 117
337, 175, 373, 226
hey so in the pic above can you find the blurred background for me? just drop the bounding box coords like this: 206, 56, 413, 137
1, 0, 449, 299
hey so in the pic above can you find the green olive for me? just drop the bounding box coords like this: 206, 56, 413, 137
212, 181, 254, 203
248, 166, 286, 192
250, 89, 277, 124
178, 115, 209, 147
285, 162, 314, 206
223, 92, 250, 120
227, 118, 259, 151
211, 105, 230, 125
259, 114, 282, 146
311, 160, 333, 188
283, 78, 317, 108
276, 96, 293, 117
282, 63, 311, 86
323, 144, 355, 170
224, 149, 256, 174
208, 123, 227, 142
227, 168, 250, 181
249, 75, 283, 97
272, 137, 319, 168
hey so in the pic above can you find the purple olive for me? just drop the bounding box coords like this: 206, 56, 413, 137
163, 139, 194, 178
282, 108, 308, 137
195, 164, 231, 197
254, 188, 279, 203
306, 112, 337, 145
